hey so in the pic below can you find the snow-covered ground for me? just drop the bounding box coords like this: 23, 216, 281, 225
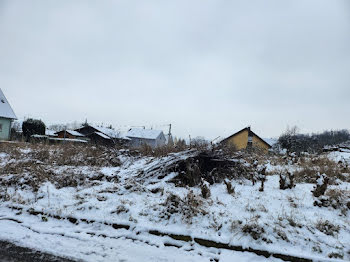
0, 206, 284, 262
0, 145, 349, 261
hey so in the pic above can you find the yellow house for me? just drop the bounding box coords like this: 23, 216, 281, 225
221, 127, 271, 152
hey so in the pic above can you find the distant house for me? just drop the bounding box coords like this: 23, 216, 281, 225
0, 89, 17, 140
45, 129, 58, 137
221, 127, 271, 152
75, 124, 129, 146
55, 130, 86, 139
126, 128, 166, 148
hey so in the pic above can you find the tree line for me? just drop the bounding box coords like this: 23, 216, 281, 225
278, 126, 350, 154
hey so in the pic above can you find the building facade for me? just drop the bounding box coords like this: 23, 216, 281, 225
126, 128, 166, 148
221, 127, 271, 152
0, 89, 17, 140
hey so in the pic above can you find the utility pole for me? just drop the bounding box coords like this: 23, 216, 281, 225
167, 124, 173, 146
63, 126, 67, 143
168, 124, 172, 136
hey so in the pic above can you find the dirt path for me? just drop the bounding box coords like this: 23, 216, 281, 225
0, 240, 76, 262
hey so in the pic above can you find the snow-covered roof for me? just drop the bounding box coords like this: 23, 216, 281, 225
263, 138, 278, 147
46, 129, 58, 137
126, 128, 163, 140
49, 137, 87, 143
95, 132, 111, 140
57, 130, 85, 137
91, 125, 121, 139
67, 130, 85, 137
81, 124, 130, 140
0, 89, 17, 119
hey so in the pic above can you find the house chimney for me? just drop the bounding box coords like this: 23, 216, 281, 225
247, 126, 253, 149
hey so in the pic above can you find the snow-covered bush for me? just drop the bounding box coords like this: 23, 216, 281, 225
224, 179, 235, 195
279, 171, 295, 190
312, 173, 329, 197
200, 179, 211, 199
257, 165, 267, 192
314, 188, 350, 213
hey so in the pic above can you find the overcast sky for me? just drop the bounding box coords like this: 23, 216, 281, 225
1, 0, 349, 139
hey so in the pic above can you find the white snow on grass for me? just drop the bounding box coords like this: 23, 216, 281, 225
0, 148, 349, 261
0, 206, 283, 262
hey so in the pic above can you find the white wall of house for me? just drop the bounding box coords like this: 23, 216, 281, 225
0, 118, 12, 140
129, 133, 166, 148
156, 133, 166, 147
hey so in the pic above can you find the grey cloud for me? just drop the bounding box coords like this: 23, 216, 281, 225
1, 0, 349, 139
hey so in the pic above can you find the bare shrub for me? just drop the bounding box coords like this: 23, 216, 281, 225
190, 137, 209, 150
287, 196, 298, 208
328, 252, 344, 259
316, 219, 340, 236
242, 222, 265, 240
161, 191, 206, 223
200, 179, 211, 199
230, 220, 243, 232
112, 205, 129, 214
224, 179, 235, 195
138, 144, 153, 156
138, 144, 187, 157
219, 143, 238, 156
174, 138, 187, 151
274, 228, 289, 242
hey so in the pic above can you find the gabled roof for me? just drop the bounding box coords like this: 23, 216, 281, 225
91, 125, 123, 139
126, 128, 163, 140
0, 89, 17, 119
94, 132, 111, 140
76, 124, 130, 140
46, 129, 58, 137
56, 130, 85, 137
221, 127, 272, 148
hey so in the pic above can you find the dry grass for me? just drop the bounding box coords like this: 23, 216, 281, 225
0, 142, 121, 168
241, 222, 265, 240
316, 219, 340, 236
293, 156, 349, 184
314, 188, 350, 213
0, 142, 122, 191
137, 144, 189, 158
161, 191, 206, 224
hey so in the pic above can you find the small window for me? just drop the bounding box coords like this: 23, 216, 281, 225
1, 99, 4, 103
0, 124, 2, 132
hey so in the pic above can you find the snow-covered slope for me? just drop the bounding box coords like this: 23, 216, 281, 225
0, 145, 349, 261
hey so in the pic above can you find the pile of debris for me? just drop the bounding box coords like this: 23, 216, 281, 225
142, 150, 254, 187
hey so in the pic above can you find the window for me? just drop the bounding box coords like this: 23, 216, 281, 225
1, 99, 4, 103
0, 124, 2, 132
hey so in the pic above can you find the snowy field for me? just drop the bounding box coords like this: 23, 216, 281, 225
0, 144, 349, 261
